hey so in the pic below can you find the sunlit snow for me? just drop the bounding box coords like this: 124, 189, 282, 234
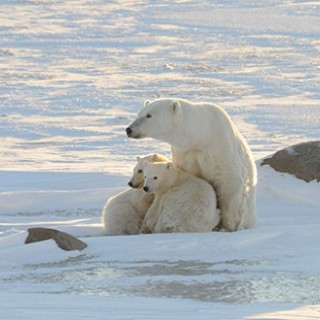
0, 1, 319, 319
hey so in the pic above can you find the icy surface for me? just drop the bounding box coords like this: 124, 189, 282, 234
0, 0, 320, 319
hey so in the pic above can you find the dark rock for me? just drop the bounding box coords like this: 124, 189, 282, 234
25, 227, 87, 251
261, 141, 320, 182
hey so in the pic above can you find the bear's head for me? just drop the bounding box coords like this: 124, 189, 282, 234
128, 153, 169, 188
143, 161, 175, 194
126, 98, 181, 141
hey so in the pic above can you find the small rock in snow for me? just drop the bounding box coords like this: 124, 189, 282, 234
25, 227, 87, 251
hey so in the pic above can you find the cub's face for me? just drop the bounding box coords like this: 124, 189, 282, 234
128, 154, 164, 188
128, 159, 145, 188
125, 99, 180, 141
143, 162, 173, 194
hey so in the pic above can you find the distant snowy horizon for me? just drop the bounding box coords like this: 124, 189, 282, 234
1, 0, 319, 174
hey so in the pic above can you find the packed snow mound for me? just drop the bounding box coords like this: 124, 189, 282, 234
261, 141, 320, 183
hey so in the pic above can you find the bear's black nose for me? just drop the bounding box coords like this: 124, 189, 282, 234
143, 186, 149, 192
128, 181, 133, 187
126, 127, 133, 137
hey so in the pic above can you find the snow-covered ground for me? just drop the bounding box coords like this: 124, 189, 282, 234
0, 0, 319, 319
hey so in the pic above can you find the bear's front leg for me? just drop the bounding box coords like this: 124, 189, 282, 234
140, 197, 160, 234
140, 212, 158, 234
220, 190, 246, 231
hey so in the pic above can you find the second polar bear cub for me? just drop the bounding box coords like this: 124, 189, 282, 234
141, 161, 220, 233
102, 153, 168, 235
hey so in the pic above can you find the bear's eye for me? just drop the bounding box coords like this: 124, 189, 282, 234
153, 176, 158, 180
138, 169, 143, 174
146, 113, 152, 119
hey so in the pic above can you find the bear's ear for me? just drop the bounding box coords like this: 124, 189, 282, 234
152, 154, 158, 161
172, 100, 180, 113
136, 156, 141, 161
144, 100, 151, 107
143, 160, 150, 168
166, 162, 172, 170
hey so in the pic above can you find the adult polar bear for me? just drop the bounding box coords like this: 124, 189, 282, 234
126, 98, 257, 231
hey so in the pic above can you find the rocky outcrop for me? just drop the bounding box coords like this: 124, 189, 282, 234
261, 141, 320, 182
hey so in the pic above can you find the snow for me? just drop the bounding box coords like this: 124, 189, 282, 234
0, 0, 320, 319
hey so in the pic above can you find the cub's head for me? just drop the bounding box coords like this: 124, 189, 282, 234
128, 154, 169, 188
143, 161, 174, 194
125, 98, 181, 141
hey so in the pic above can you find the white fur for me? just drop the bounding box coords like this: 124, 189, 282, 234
141, 162, 220, 234
127, 98, 257, 231
102, 153, 169, 235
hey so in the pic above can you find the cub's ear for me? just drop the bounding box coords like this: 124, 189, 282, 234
144, 100, 151, 107
172, 100, 180, 113
152, 154, 158, 161
166, 162, 172, 170
136, 156, 141, 161
143, 160, 150, 168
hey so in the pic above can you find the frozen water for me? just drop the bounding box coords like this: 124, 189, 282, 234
1, 0, 319, 172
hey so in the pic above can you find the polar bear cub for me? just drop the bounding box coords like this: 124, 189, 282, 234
141, 161, 220, 234
102, 154, 168, 235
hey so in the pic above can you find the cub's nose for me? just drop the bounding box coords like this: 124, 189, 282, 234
126, 127, 133, 137
143, 186, 149, 192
